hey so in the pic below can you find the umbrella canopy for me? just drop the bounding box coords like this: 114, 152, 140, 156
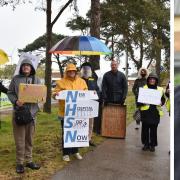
0, 49, 9, 65
49, 36, 111, 55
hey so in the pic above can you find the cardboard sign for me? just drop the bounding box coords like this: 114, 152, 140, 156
55, 90, 99, 100
138, 88, 162, 105
18, 84, 47, 103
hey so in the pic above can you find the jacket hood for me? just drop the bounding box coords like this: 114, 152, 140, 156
80, 62, 92, 69
147, 72, 158, 84
19, 59, 35, 76
66, 63, 77, 72
64, 63, 78, 79
138, 67, 149, 79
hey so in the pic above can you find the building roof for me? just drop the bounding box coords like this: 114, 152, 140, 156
175, 0, 180, 15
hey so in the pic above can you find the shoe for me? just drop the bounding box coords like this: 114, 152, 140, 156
16, 164, 24, 174
135, 124, 140, 130
142, 145, 149, 151
149, 146, 155, 152
63, 155, 70, 162
26, 162, 41, 170
75, 153, 83, 160
89, 141, 96, 147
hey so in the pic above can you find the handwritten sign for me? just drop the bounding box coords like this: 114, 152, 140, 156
18, 84, 47, 103
138, 88, 162, 105
63, 90, 99, 148
55, 90, 99, 101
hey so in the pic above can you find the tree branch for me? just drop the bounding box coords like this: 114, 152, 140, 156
51, 0, 74, 27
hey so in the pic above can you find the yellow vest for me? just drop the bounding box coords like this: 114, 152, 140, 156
140, 85, 164, 116
166, 98, 170, 113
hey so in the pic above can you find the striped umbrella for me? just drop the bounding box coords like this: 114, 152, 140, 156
49, 36, 111, 55
0, 49, 9, 65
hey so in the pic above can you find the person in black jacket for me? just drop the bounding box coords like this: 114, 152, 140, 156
138, 73, 165, 152
102, 60, 128, 105
80, 62, 100, 146
0, 81, 8, 94
132, 68, 149, 129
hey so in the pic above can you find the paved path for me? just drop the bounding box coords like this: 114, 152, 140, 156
52, 110, 170, 180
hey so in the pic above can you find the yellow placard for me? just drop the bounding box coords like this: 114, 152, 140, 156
18, 83, 47, 103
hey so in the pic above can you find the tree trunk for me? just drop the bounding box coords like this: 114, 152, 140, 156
89, 0, 100, 70
155, 25, 162, 84
44, 0, 52, 113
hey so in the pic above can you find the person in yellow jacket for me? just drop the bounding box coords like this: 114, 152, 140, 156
138, 73, 165, 152
53, 63, 88, 162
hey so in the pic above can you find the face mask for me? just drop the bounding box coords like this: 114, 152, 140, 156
141, 74, 146, 77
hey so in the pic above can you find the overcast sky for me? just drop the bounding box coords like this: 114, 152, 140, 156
0, 0, 134, 75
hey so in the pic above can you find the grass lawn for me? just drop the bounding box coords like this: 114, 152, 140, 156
0, 91, 135, 179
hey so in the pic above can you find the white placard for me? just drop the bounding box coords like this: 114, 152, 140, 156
64, 117, 89, 148
55, 90, 99, 100
14, 53, 40, 76
138, 88, 162, 105
65, 100, 99, 118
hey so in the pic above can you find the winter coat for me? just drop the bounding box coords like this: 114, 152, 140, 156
139, 73, 165, 125
53, 66, 88, 117
175, 86, 180, 180
82, 77, 100, 98
102, 70, 128, 104
0, 81, 8, 94
132, 68, 149, 105
7, 59, 41, 118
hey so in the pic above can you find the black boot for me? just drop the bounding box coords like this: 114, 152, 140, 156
142, 145, 149, 151
16, 164, 24, 174
89, 141, 96, 147
26, 162, 41, 170
149, 146, 155, 152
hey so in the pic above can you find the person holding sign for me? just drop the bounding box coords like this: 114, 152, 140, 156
138, 73, 165, 152
7, 59, 41, 173
80, 62, 100, 146
53, 63, 88, 162
102, 60, 128, 105
132, 68, 149, 129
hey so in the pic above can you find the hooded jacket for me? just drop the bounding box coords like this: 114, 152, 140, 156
132, 68, 149, 100
53, 64, 88, 117
139, 72, 165, 125
7, 59, 41, 117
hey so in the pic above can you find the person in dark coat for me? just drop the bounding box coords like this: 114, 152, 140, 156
132, 68, 149, 129
0, 81, 8, 94
80, 62, 100, 146
175, 86, 180, 180
102, 60, 128, 105
138, 73, 165, 152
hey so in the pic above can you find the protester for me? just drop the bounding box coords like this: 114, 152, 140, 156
139, 73, 165, 152
0, 81, 8, 94
165, 81, 170, 115
80, 62, 100, 146
53, 63, 88, 162
7, 59, 41, 173
102, 60, 128, 105
132, 68, 149, 129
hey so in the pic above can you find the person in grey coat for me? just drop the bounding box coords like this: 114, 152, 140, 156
7, 59, 41, 173
132, 68, 149, 129
102, 60, 128, 105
